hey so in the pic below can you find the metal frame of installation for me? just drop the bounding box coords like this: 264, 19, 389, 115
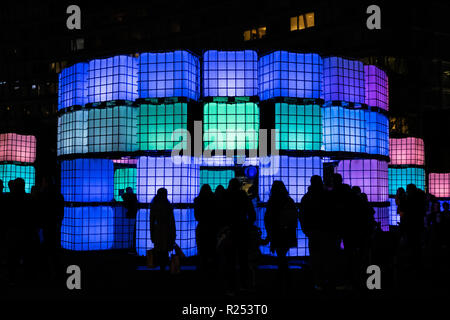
57, 50, 392, 257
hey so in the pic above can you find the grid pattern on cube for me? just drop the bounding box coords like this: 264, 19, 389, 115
61, 206, 114, 251
323, 57, 365, 104
388, 167, 426, 195
203, 50, 258, 97
203, 102, 259, 150
256, 207, 309, 257
57, 110, 88, 156
137, 103, 188, 151
259, 156, 323, 203
0, 133, 36, 163
138, 51, 200, 100
258, 51, 322, 100
366, 111, 389, 156
136, 208, 197, 257
336, 159, 388, 202
114, 167, 137, 201
58, 62, 88, 110
389, 137, 425, 166
0, 164, 35, 193
374, 206, 389, 232
61, 159, 114, 202
275, 103, 322, 151
87, 55, 138, 103
112, 207, 135, 249
87, 105, 137, 153
389, 198, 400, 226
137, 156, 199, 204
322, 106, 366, 153
365, 65, 388, 110
428, 173, 450, 198
200, 168, 235, 192
112, 157, 138, 165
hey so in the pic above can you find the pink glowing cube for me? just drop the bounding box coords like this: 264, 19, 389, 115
429, 173, 450, 198
389, 137, 424, 166
112, 157, 138, 165
0, 133, 36, 163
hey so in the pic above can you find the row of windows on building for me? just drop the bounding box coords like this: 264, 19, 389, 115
243, 12, 315, 41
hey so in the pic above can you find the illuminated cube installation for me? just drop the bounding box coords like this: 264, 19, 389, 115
0, 164, 35, 193
365, 65, 389, 111
259, 156, 323, 203
336, 159, 389, 202
365, 110, 389, 156
137, 156, 199, 204
389, 137, 425, 166
137, 102, 188, 151
322, 106, 366, 153
258, 51, 322, 100
203, 50, 258, 97
87, 105, 137, 153
429, 173, 450, 198
138, 51, 200, 100
58, 62, 88, 110
388, 167, 426, 195
114, 167, 137, 201
87, 55, 138, 103
61, 158, 114, 202
203, 101, 259, 150
57, 110, 88, 155
323, 57, 365, 104
200, 168, 235, 191
275, 103, 322, 151
0, 133, 36, 163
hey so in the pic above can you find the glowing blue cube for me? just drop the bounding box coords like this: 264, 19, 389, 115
58, 62, 88, 110
365, 110, 389, 156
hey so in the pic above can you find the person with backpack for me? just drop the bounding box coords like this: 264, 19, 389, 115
264, 180, 298, 292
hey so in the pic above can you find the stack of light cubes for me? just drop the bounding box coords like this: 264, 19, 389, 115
0, 133, 36, 193
388, 137, 426, 225
57, 50, 392, 257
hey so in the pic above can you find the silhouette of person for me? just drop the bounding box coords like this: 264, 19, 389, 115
300, 175, 336, 290
396, 187, 406, 223
150, 188, 176, 273
194, 184, 219, 273
122, 187, 138, 255
265, 180, 298, 292
223, 178, 256, 294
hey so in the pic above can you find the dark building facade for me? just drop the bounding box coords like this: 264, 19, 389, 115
1, 0, 449, 185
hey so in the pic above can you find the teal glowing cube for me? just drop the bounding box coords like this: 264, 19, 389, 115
200, 168, 235, 191
388, 167, 426, 195
114, 167, 137, 201
0, 164, 35, 193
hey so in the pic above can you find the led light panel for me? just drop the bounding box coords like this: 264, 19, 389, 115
138, 51, 200, 100
336, 159, 389, 202
389, 137, 425, 166
87, 55, 138, 103
365, 110, 389, 156
87, 105, 137, 153
0, 133, 36, 163
259, 156, 323, 203
323, 57, 365, 104
256, 207, 309, 257
57, 109, 88, 156
0, 164, 35, 193
388, 167, 426, 195
258, 51, 322, 100
322, 106, 366, 153
58, 62, 88, 110
137, 156, 199, 204
203, 102, 259, 150
114, 167, 137, 201
275, 103, 322, 151
136, 208, 197, 257
61, 206, 114, 251
200, 168, 235, 191
428, 173, 450, 198
389, 198, 400, 226
365, 65, 389, 110
137, 103, 188, 151
203, 50, 258, 97
61, 158, 114, 202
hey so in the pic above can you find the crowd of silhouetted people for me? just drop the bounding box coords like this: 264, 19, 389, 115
0, 178, 64, 287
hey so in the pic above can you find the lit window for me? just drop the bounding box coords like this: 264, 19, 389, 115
243, 26, 266, 41
290, 12, 315, 31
